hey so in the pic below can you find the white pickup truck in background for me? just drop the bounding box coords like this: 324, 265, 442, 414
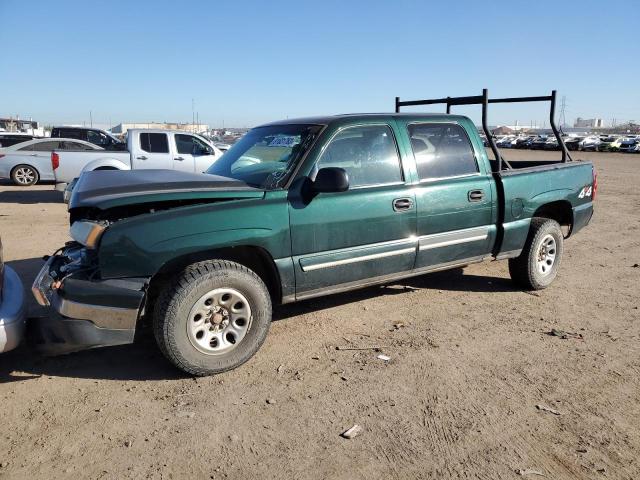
52, 129, 223, 190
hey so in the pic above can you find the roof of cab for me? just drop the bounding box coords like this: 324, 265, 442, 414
259, 113, 468, 128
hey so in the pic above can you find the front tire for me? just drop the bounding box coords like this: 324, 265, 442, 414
509, 218, 563, 290
154, 260, 272, 376
11, 164, 39, 186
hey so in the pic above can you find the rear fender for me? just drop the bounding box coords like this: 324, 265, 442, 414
81, 158, 130, 173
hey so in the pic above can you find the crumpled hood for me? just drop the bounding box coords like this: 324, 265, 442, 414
69, 169, 264, 210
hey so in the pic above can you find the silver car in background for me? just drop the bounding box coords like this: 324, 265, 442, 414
0, 236, 26, 353
0, 138, 102, 186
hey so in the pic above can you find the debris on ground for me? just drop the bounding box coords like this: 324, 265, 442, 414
632, 263, 639, 268
265, 399, 275, 405
376, 354, 391, 361
547, 328, 583, 340
336, 345, 386, 351
515, 468, 545, 476
536, 404, 562, 416
340, 425, 363, 439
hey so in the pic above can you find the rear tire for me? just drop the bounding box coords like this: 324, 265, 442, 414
153, 260, 272, 376
11, 164, 39, 186
509, 218, 563, 290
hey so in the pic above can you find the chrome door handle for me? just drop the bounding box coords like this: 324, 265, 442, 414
136, 155, 148, 160
468, 189, 485, 202
174, 156, 184, 161
30, 153, 38, 156
393, 197, 414, 212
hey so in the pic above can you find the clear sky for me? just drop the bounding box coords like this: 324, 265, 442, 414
1, 0, 638, 129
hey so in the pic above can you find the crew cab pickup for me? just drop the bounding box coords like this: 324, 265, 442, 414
52, 129, 223, 191
32, 92, 595, 376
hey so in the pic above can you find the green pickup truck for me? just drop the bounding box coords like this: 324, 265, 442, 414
31, 92, 595, 375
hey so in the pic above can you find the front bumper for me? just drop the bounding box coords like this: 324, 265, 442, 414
31, 256, 147, 354
0, 266, 27, 353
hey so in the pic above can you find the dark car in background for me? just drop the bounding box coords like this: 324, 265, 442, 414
50, 126, 125, 151
619, 138, 639, 153
564, 137, 584, 151
0, 133, 35, 148
514, 136, 533, 149
529, 137, 548, 150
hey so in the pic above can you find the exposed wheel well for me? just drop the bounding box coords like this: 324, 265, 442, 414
145, 246, 282, 315
532, 200, 573, 237
93, 166, 118, 171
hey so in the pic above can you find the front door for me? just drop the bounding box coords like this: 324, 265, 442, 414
289, 123, 417, 297
133, 132, 173, 170
401, 121, 495, 269
174, 133, 217, 173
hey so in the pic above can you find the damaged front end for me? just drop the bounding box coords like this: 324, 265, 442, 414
30, 241, 148, 354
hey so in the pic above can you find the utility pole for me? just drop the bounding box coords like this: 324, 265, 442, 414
192, 98, 195, 133
559, 96, 566, 128
90, 110, 93, 127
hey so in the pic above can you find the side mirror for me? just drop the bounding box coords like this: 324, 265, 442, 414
313, 167, 349, 193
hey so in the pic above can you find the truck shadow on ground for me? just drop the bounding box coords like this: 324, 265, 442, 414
1, 260, 518, 383
274, 268, 519, 321
0, 182, 61, 205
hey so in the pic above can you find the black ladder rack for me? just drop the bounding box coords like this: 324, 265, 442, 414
394, 89, 571, 172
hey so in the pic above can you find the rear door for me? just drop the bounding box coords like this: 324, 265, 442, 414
173, 133, 217, 172
289, 122, 417, 296
400, 121, 495, 269
15, 140, 61, 179
133, 132, 173, 170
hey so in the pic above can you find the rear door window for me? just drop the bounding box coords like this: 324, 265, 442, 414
31, 141, 61, 151
407, 123, 478, 180
139, 133, 169, 153
60, 141, 94, 150
58, 129, 84, 140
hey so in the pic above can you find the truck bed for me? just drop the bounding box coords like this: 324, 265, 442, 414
492, 159, 594, 258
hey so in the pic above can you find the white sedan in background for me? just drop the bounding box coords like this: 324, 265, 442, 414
0, 138, 102, 186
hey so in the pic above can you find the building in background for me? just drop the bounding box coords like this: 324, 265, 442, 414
574, 117, 603, 128
111, 122, 210, 135
0, 117, 44, 136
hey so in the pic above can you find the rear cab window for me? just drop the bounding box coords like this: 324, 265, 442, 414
139, 133, 169, 153
407, 123, 479, 181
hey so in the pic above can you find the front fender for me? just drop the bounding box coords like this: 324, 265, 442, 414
97, 194, 290, 278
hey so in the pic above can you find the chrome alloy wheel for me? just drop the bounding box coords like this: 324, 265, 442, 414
14, 167, 36, 185
186, 288, 252, 355
536, 234, 557, 276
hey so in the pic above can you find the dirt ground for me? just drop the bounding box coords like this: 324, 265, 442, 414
1, 150, 639, 480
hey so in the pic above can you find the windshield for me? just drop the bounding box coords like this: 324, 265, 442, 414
206, 124, 322, 189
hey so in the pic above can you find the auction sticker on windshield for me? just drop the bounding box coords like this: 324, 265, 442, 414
268, 136, 300, 147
